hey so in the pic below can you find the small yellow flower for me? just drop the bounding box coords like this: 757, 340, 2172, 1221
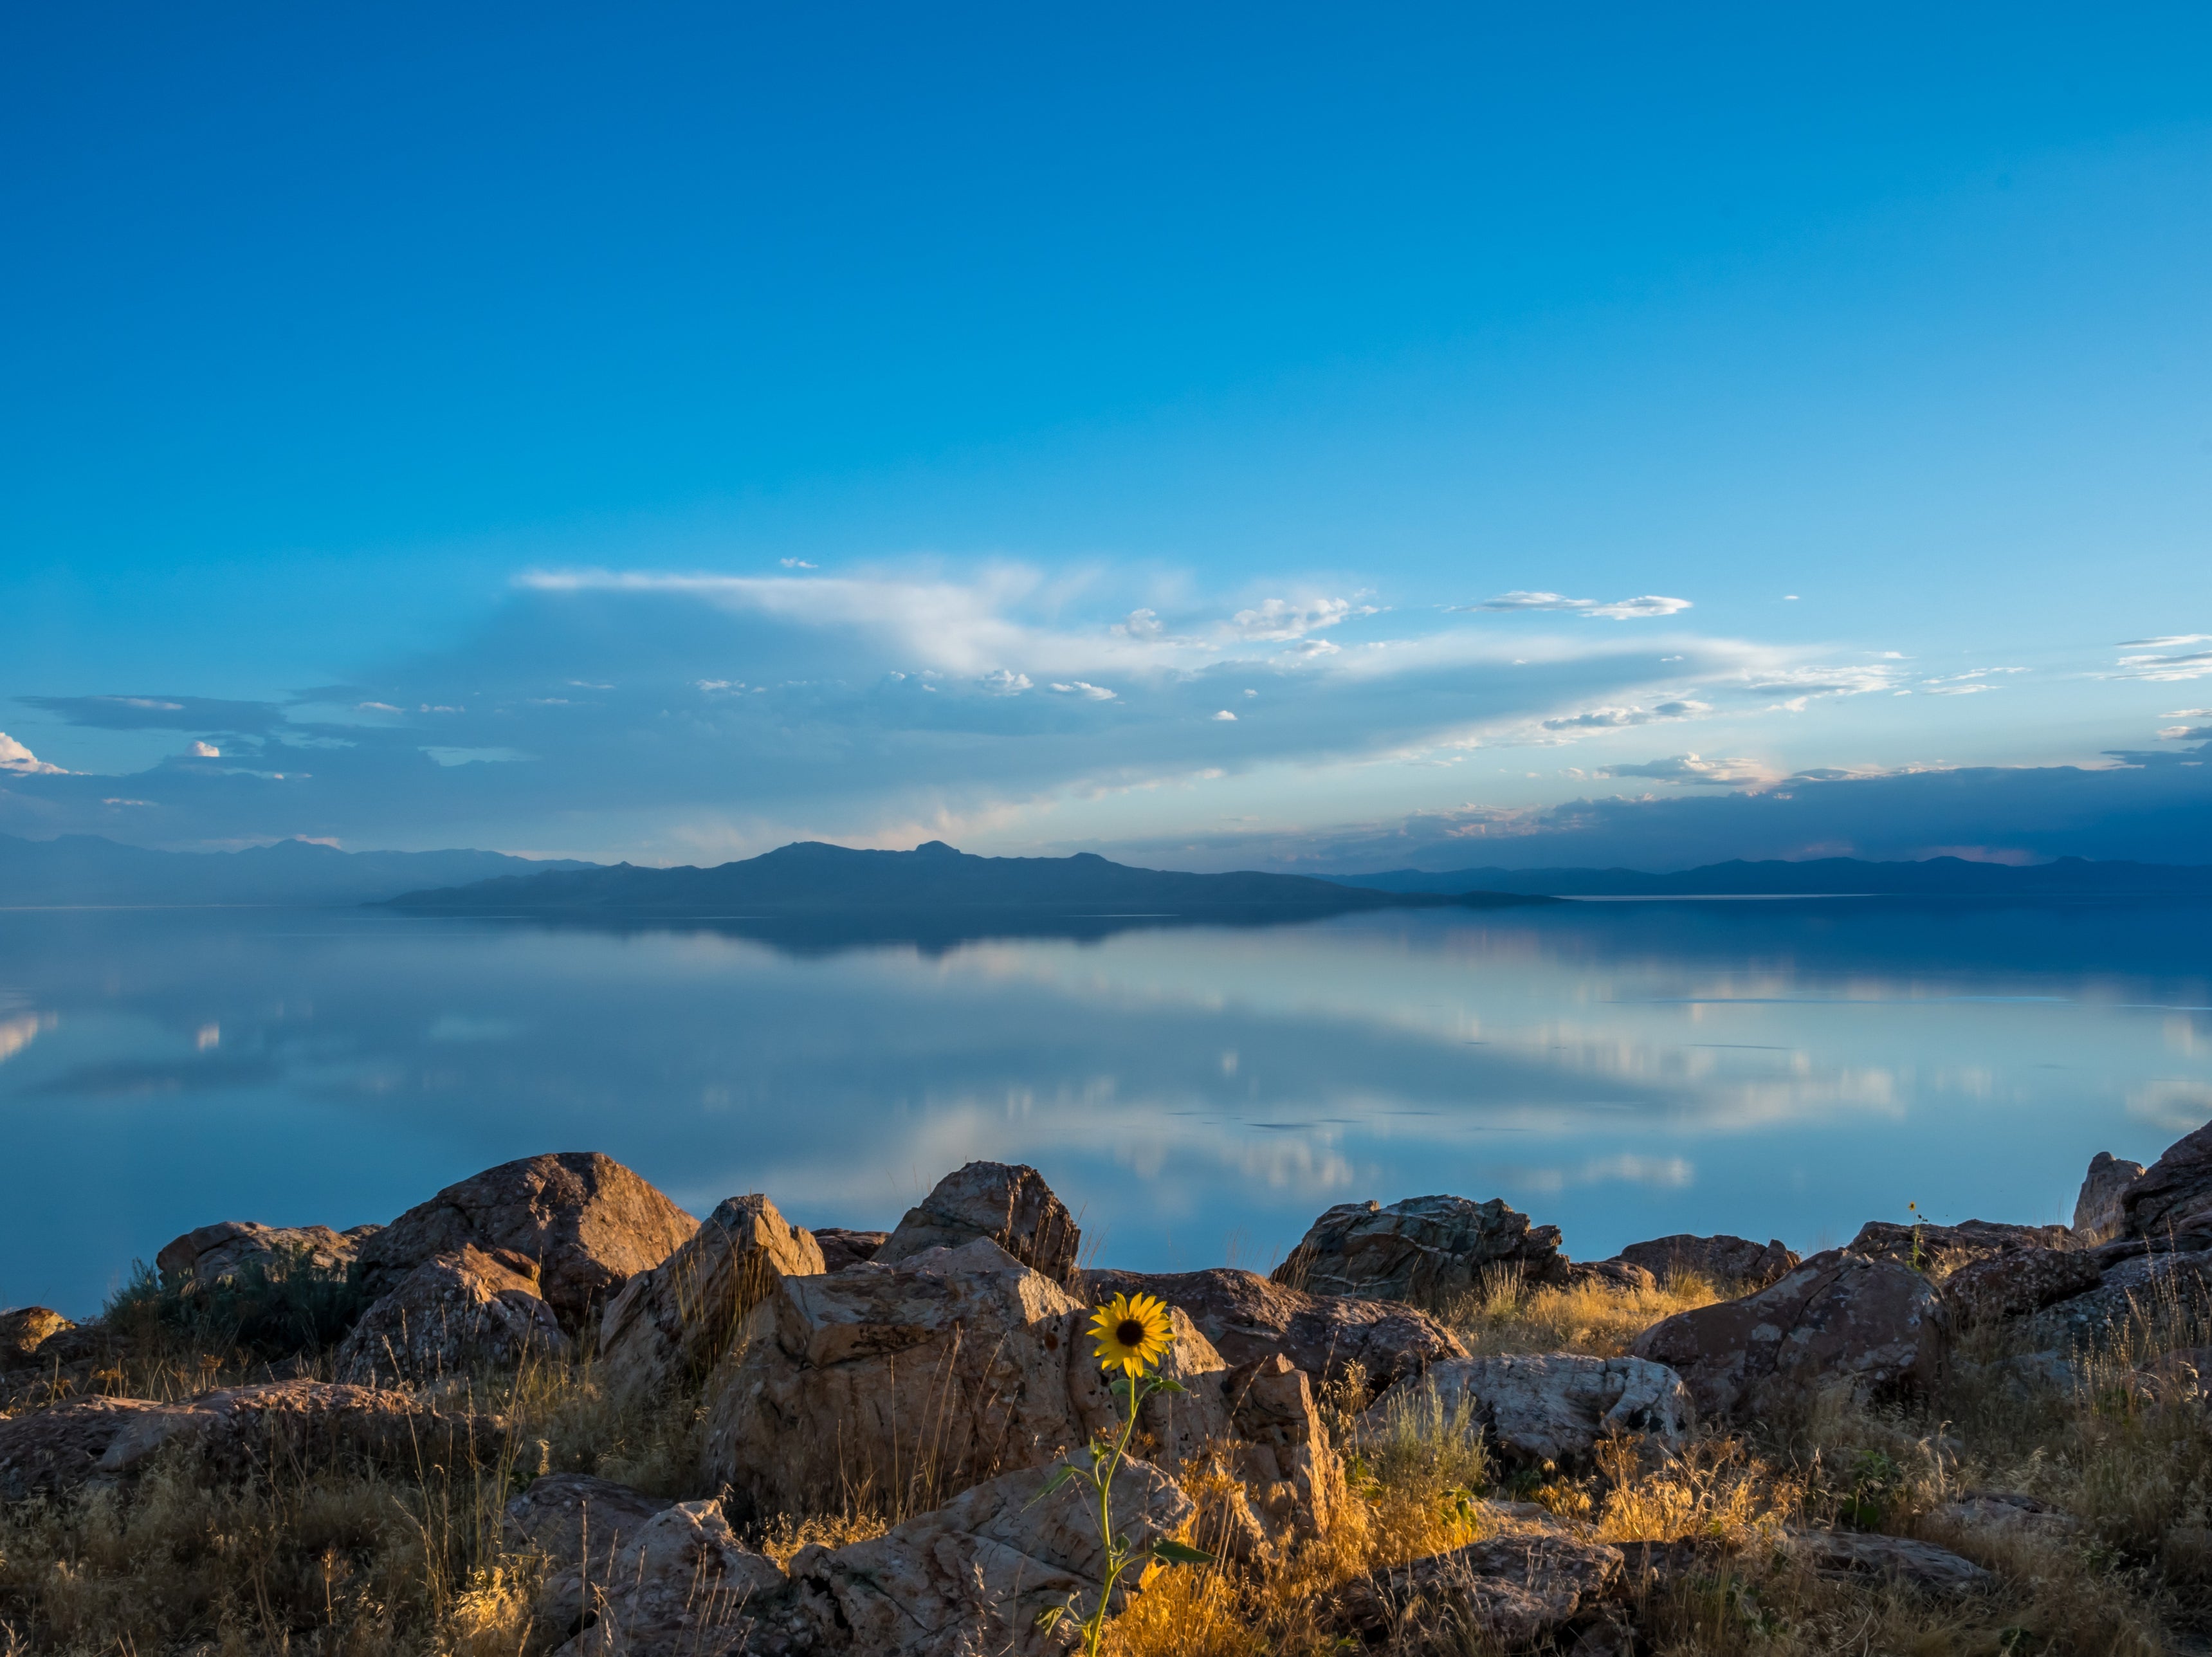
1090, 1292, 1174, 1378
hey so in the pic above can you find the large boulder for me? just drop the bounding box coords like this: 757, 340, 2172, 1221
813, 1227, 889, 1273
598, 1194, 824, 1400
745, 1454, 1194, 1657
1785, 1530, 1992, 1598
504, 1472, 677, 1629
872, 1162, 1081, 1286
702, 1238, 1234, 1522
2029, 1246, 2212, 1346
1629, 1249, 1949, 1420
1614, 1234, 1798, 1289
1077, 1266, 1466, 1393
333, 1245, 569, 1384
2120, 1121, 2212, 1241
1847, 1218, 2079, 1276
1362, 1355, 1690, 1472
1272, 1195, 1568, 1303
0, 1307, 73, 1368
2074, 1152, 2148, 1243
1220, 1353, 1342, 1543
354, 1152, 697, 1335
1941, 1245, 2102, 1324
551, 1499, 785, 1657
155, 1220, 379, 1286
1335, 1533, 1625, 1649
0, 1381, 505, 1499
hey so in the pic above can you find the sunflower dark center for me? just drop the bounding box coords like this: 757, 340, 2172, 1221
1116, 1319, 1147, 1348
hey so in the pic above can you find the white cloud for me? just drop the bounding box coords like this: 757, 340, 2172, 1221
1283, 638, 1340, 657
1600, 753, 1773, 787
1228, 596, 1376, 640
779, 558, 817, 569
1119, 609, 1165, 641
978, 670, 1033, 695
1463, 591, 1693, 619
1049, 681, 1117, 700
1741, 663, 1903, 702
1540, 699, 1710, 733
2109, 641, 2212, 682
0, 733, 65, 774
188, 740, 221, 758
1211, 710, 1238, 721
2121, 634, 2212, 648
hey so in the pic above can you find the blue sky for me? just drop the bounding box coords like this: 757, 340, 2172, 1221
3, 3, 2209, 868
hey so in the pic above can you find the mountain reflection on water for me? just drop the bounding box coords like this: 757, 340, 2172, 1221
1, 900, 2207, 1315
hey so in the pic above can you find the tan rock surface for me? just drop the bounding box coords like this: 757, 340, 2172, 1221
1629, 1249, 1949, 1420
355, 1151, 696, 1335
2074, 1151, 2147, 1243
1365, 1353, 1690, 1470
702, 1238, 1233, 1521
1272, 1195, 1568, 1301
1077, 1265, 1466, 1391
504, 1471, 677, 1628
1336, 1533, 1625, 1648
551, 1499, 785, 1657
334, 1245, 570, 1384
598, 1194, 823, 1400
1614, 1233, 1798, 1288
155, 1220, 378, 1285
872, 1161, 1081, 1286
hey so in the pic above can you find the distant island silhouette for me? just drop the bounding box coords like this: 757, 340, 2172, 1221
1328, 854, 2212, 899
379, 839, 1557, 920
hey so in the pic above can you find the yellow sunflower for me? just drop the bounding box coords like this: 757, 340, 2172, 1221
1090, 1292, 1175, 1378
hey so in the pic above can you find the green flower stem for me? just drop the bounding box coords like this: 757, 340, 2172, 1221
1081, 1372, 1151, 1657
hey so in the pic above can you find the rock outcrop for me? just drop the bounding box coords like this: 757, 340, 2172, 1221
155, 1220, 380, 1286
2119, 1120, 2212, 1241
551, 1499, 785, 1657
1629, 1249, 1949, 1420
1785, 1530, 1992, 1597
354, 1152, 697, 1335
1273, 1195, 1568, 1302
1562, 1259, 1657, 1295
1940, 1245, 2101, 1324
872, 1162, 1081, 1286
813, 1227, 889, 1273
504, 1472, 677, 1629
0, 1381, 505, 1499
598, 1194, 823, 1400
0, 1307, 72, 1367
2074, 1151, 2147, 1243
1847, 1218, 2079, 1276
2027, 1246, 2212, 1345
746, 1454, 1194, 1657
1363, 1355, 1690, 1471
1077, 1266, 1466, 1392
1220, 1353, 1342, 1543
1614, 1234, 1798, 1288
1335, 1533, 1625, 1649
333, 1245, 569, 1384
702, 1238, 1235, 1521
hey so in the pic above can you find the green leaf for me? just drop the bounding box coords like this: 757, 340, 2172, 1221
1034, 1605, 1066, 1631
1149, 1539, 1215, 1566
1022, 1465, 1083, 1508
1149, 1376, 1187, 1396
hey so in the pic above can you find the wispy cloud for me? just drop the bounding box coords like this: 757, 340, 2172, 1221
2107, 637, 2212, 682
1459, 590, 1693, 620
1540, 699, 1710, 732
1599, 753, 1773, 787
0, 733, 66, 775
1227, 596, 1377, 640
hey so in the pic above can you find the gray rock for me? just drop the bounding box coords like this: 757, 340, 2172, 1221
812, 1227, 888, 1273
2029, 1247, 2212, 1346
2074, 1151, 2147, 1243
1786, 1530, 1992, 1597
2120, 1119, 2212, 1242
598, 1194, 823, 1400
1076, 1265, 1466, 1392
872, 1162, 1081, 1286
1847, 1219, 2080, 1276
745, 1454, 1193, 1657
1933, 1490, 2079, 1541
1272, 1195, 1568, 1303
1562, 1259, 1658, 1294
1629, 1249, 1949, 1421
1335, 1533, 1625, 1648
702, 1238, 1235, 1522
1363, 1354, 1690, 1471
552, 1499, 785, 1657
1614, 1234, 1798, 1288
1941, 1246, 2102, 1323
356, 1151, 697, 1336
155, 1220, 380, 1286
333, 1245, 570, 1384
504, 1472, 677, 1629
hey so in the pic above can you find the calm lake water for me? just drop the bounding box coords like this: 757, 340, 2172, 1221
2, 901, 2208, 1317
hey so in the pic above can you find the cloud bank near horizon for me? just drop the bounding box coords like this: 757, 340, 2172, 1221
0, 562, 2204, 870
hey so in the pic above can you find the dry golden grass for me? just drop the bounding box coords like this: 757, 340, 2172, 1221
1439, 1263, 1733, 1359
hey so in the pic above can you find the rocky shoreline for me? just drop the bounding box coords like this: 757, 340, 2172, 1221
6, 1126, 2212, 1654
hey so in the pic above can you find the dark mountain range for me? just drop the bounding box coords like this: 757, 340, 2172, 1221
381, 839, 1557, 919
0, 832, 596, 908
1330, 854, 2212, 898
